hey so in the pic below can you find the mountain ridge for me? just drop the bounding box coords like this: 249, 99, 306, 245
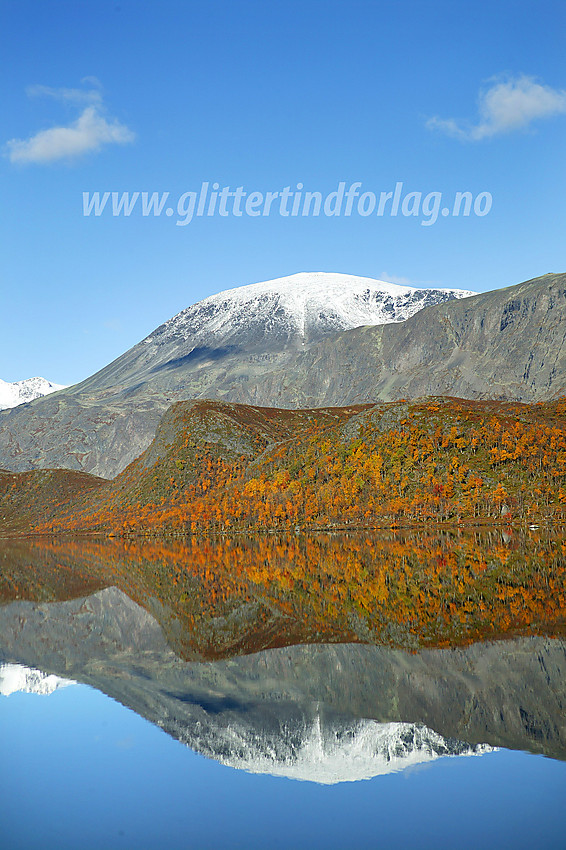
0, 662, 75, 696
0, 271, 564, 478
0, 653, 494, 783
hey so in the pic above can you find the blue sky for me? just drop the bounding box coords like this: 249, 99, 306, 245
2, 0, 566, 385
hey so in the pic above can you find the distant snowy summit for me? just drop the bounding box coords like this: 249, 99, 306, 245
0, 376, 66, 411
147, 272, 476, 349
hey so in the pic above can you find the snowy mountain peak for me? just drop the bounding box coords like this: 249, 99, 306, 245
146, 271, 475, 349
0, 377, 66, 411
201, 270, 473, 305
0, 663, 76, 696
211, 271, 418, 302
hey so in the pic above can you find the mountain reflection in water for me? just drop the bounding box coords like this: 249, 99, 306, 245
0, 529, 565, 781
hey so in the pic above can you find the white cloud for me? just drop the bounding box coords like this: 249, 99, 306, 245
427, 74, 566, 141
379, 272, 415, 287
26, 83, 102, 105
80, 76, 103, 90
5, 83, 135, 164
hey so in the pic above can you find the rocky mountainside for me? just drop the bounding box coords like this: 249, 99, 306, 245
266, 271, 566, 407
0, 377, 66, 411
0, 271, 564, 479
0, 587, 564, 774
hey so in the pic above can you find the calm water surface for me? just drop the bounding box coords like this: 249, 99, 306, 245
0, 530, 565, 849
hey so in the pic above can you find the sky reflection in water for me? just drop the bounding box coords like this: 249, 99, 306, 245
1, 677, 565, 850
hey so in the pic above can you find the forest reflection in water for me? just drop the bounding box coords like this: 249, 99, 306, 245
1, 526, 564, 659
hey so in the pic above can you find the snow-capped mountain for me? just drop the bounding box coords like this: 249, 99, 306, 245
175, 715, 493, 784
146, 272, 475, 350
0, 377, 66, 411
0, 663, 75, 696
78, 272, 474, 392
0, 271, 477, 478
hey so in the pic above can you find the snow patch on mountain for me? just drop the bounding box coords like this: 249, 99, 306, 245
146, 272, 476, 349
0, 663, 76, 696
0, 377, 67, 411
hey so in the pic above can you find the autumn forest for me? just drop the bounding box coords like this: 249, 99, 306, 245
2, 395, 566, 537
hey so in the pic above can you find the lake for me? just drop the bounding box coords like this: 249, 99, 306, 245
1, 529, 565, 848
